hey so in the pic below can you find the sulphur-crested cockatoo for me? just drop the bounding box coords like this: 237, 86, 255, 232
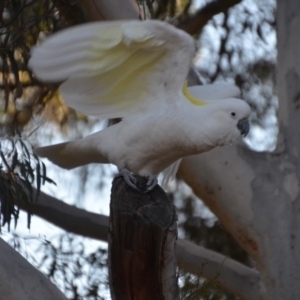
29, 20, 250, 191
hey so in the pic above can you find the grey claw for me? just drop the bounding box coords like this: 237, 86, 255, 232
116, 169, 158, 193
146, 176, 158, 192
116, 168, 139, 191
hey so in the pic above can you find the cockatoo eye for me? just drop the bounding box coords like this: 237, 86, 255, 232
231, 112, 236, 118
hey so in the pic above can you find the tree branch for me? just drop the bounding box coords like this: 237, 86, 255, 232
11, 188, 260, 300
57, 0, 140, 23
179, 144, 267, 266
78, 0, 141, 21
20, 190, 109, 242
177, 0, 242, 35
176, 239, 260, 300
0, 238, 68, 300
58, 0, 243, 36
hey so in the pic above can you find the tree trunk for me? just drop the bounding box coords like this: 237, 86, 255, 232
109, 176, 179, 300
257, 0, 300, 298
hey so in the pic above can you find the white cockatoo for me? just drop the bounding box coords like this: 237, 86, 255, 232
29, 20, 250, 191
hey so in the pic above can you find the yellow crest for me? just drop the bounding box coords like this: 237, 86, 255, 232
182, 82, 207, 106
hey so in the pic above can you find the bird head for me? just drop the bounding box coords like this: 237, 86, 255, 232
185, 83, 251, 147
203, 98, 251, 147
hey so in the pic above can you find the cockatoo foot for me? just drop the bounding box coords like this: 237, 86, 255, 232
117, 168, 138, 190
146, 175, 158, 192
116, 168, 158, 193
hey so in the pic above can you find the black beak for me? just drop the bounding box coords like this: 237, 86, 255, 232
237, 119, 250, 137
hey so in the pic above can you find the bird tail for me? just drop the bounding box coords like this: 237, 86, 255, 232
161, 159, 182, 189
35, 140, 109, 170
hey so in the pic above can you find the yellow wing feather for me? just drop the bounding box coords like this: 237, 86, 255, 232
29, 20, 195, 118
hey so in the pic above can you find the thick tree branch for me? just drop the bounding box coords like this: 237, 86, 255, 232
179, 144, 267, 266
21, 190, 109, 241
177, 0, 242, 35
176, 239, 260, 300
109, 176, 179, 300
0, 238, 68, 300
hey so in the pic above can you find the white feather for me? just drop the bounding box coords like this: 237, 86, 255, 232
161, 159, 182, 188
29, 20, 195, 118
189, 82, 241, 100
29, 20, 251, 190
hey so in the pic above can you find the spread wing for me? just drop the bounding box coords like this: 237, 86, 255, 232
29, 20, 195, 118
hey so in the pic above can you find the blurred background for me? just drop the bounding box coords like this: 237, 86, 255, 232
0, 0, 276, 299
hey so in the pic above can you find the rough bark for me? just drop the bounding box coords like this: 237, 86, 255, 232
0, 238, 68, 300
109, 176, 179, 300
